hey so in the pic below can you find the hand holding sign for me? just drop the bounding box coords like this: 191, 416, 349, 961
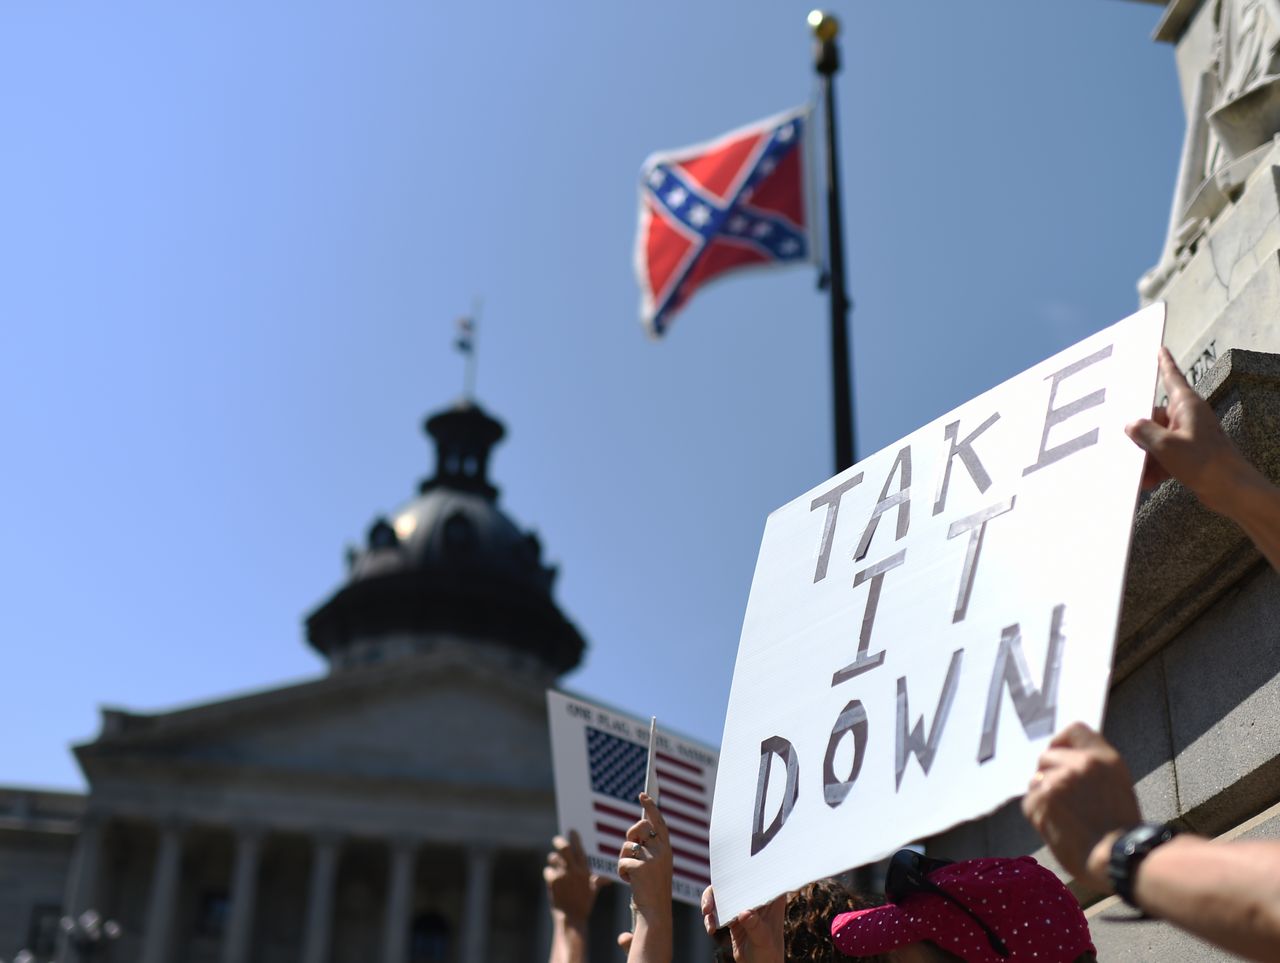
1126, 346, 1252, 509
618, 793, 674, 912
1022, 722, 1142, 893
710, 306, 1166, 922
547, 690, 719, 907
700, 886, 786, 963
618, 793, 675, 963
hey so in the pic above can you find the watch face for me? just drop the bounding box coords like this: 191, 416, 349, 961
1111, 823, 1176, 907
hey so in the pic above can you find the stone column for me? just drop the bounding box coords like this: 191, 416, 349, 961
534, 861, 552, 963
381, 839, 417, 963
55, 814, 105, 963
301, 833, 342, 963
461, 845, 494, 963
140, 822, 185, 963
612, 884, 634, 955
682, 901, 709, 962
221, 827, 265, 963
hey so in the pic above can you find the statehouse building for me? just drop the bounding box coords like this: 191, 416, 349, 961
0, 400, 702, 963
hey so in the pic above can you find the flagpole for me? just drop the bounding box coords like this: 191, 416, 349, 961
809, 10, 857, 473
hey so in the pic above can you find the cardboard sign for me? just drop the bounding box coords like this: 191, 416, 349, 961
547, 689, 720, 906
709, 306, 1165, 921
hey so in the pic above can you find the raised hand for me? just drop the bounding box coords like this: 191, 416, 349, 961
545, 829, 607, 926
1126, 346, 1280, 571
1021, 722, 1142, 892
618, 793, 674, 963
701, 884, 786, 963
1126, 346, 1253, 513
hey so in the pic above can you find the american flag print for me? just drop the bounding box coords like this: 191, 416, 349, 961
586, 726, 715, 899
634, 106, 813, 337
547, 690, 719, 908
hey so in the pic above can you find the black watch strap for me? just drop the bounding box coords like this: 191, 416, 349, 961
1109, 822, 1178, 909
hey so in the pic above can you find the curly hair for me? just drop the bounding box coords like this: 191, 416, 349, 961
783, 878, 888, 963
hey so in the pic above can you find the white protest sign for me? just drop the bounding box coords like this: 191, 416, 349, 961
547, 689, 720, 906
709, 305, 1165, 921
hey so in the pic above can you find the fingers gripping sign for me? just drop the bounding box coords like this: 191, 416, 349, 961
617, 792, 673, 913
700, 884, 786, 963
1021, 722, 1142, 893
1125, 346, 1250, 512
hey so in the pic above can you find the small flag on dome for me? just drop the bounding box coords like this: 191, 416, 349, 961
454, 316, 475, 354
634, 106, 814, 337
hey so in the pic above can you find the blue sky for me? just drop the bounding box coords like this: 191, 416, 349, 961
0, 1, 1179, 789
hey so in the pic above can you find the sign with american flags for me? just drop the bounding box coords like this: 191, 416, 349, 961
634, 106, 814, 337
547, 689, 719, 906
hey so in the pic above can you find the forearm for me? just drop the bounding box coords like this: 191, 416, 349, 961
1224, 466, 1280, 575
627, 910, 673, 963
1098, 836, 1280, 962
550, 913, 590, 963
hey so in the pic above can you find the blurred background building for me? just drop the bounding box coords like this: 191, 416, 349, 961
0, 400, 700, 963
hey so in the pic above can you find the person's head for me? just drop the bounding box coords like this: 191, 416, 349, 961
830, 853, 1096, 963
784, 878, 880, 962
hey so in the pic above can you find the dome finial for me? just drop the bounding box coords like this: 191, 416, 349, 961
453, 298, 482, 401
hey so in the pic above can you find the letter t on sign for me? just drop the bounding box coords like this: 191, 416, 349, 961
810, 473, 864, 583
1023, 344, 1113, 476
946, 497, 1016, 624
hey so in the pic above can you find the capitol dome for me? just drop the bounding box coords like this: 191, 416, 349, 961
305, 400, 587, 674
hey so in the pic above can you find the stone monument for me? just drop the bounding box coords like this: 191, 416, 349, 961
1139, 0, 1280, 382
924, 3, 1280, 958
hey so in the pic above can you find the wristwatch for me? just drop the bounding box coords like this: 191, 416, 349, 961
1109, 822, 1178, 908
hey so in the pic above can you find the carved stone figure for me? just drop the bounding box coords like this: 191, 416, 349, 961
1142, 0, 1280, 299
1220, 0, 1280, 102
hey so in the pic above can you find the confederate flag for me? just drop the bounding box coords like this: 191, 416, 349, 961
634, 106, 813, 337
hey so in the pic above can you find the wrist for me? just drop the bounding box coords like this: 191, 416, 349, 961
1206, 455, 1269, 520
552, 907, 590, 933
1106, 822, 1179, 909
633, 906, 673, 950
1086, 829, 1125, 893
631, 913, 674, 963
634, 900, 672, 921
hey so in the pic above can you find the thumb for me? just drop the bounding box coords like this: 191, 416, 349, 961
589, 874, 610, 893
1049, 721, 1101, 749
1125, 416, 1168, 455
728, 917, 750, 958
737, 909, 764, 944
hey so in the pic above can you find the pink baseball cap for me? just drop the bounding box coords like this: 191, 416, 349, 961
830, 855, 1094, 962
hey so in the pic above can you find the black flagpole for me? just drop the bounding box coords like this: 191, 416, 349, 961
809, 10, 857, 473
